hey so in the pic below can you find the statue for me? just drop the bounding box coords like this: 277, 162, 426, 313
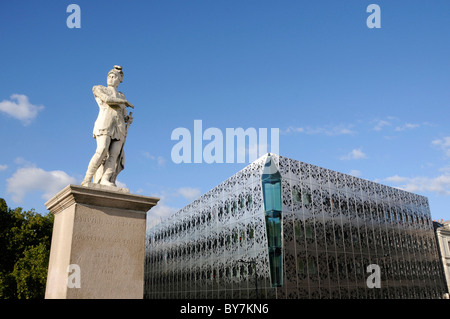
81, 65, 134, 187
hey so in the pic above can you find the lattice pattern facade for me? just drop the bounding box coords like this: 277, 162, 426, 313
144, 154, 446, 299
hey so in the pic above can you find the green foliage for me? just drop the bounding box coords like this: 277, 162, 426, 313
0, 198, 54, 299
12, 243, 50, 299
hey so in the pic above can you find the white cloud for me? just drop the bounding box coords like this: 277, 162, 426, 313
0, 164, 7, 171
382, 136, 450, 196
115, 180, 127, 189
395, 123, 420, 131
144, 186, 203, 227
147, 202, 178, 228
281, 124, 355, 136
157, 156, 166, 167
7, 166, 77, 203
281, 126, 305, 135
373, 117, 430, 133
142, 151, 153, 159
177, 187, 201, 201
340, 149, 367, 160
373, 120, 391, 131
384, 175, 408, 183
146, 192, 178, 227
349, 169, 362, 177
14, 157, 33, 166
0, 94, 44, 125
142, 151, 166, 167
439, 166, 450, 173
432, 137, 450, 157
384, 174, 450, 196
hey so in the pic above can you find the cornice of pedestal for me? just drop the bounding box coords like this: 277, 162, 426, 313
45, 184, 160, 215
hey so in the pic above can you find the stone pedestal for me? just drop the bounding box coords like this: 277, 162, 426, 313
44, 184, 159, 299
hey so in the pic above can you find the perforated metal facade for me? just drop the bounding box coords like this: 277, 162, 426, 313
144, 154, 446, 299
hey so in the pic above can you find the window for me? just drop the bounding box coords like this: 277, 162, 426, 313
305, 224, 314, 239
328, 260, 336, 274
232, 200, 237, 214
308, 258, 316, 275
232, 230, 238, 244
240, 265, 246, 278
240, 230, 245, 242
232, 266, 237, 278
263, 182, 282, 212
335, 227, 342, 241
246, 194, 253, 209
247, 225, 254, 240
298, 259, 306, 274
266, 216, 282, 247
303, 192, 312, 205
292, 188, 301, 202
248, 264, 254, 276
226, 234, 231, 246
295, 221, 304, 238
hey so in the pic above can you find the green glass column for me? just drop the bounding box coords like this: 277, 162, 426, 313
261, 154, 283, 287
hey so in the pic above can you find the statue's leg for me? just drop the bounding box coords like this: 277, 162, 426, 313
99, 139, 123, 186
81, 135, 111, 186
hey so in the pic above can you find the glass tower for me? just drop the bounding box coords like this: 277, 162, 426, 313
262, 154, 283, 287
144, 154, 447, 299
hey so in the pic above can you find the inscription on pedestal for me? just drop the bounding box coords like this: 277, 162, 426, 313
68, 205, 145, 298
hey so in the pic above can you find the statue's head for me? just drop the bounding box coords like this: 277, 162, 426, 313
107, 65, 123, 87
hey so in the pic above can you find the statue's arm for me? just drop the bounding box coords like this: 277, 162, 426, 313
92, 85, 128, 106
118, 91, 134, 109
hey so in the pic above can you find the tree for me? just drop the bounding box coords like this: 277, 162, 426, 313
12, 243, 50, 298
0, 198, 54, 298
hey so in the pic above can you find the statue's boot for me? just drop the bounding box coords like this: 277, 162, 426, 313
99, 160, 116, 187
81, 167, 96, 186
99, 171, 116, 186
81, 155, 102, 186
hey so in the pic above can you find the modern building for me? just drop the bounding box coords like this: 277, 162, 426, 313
434, 220, 450, 294
144, 153, 447, 299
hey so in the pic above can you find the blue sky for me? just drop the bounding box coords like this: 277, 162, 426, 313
0, 0, 449, 225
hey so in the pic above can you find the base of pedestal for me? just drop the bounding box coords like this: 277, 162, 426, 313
44, 184, 159, 299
